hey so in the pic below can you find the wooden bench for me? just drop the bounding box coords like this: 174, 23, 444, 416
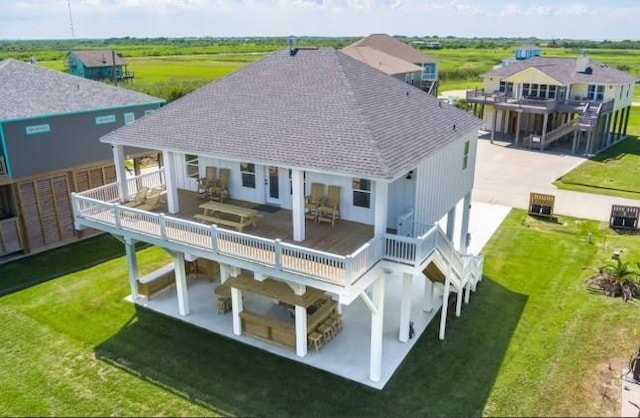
193, 214, 252, 232
137, 262, 175, 299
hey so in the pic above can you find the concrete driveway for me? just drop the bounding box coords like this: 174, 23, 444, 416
472, 138, 640, 222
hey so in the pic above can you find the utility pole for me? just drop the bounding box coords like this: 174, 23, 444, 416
67, 0, 75, 39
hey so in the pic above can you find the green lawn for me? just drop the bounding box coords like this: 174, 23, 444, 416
555, 109, 640, 200
1, 212, 639, 416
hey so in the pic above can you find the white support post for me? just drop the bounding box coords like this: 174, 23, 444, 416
455, 283, 463, 317
459, 191, 472, 254
398, 273, 413, 343
173, 252, 189, 316
162, 150, 180, 214
374, 181, 389, 236
124, 240, 139, 300
464, 279, 472, 304
112, 144, 129, 203
423, 276, 434, 312
439, 274, 451, 340
295, 305, 308, 357
446, 206, 456, 241
369, 271, 387, 383
291, 169, 305, 242
231, 287, 243, 335
220, 264, 230, 284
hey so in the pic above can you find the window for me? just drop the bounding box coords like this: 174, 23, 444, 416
352, 178, 371, 208
240, 163, 256, 188
124, 112, 135, 125
25, 124, 51, 135
587, 85, 604, 101
95, 115, 116, 125
288, 170, 306, 195
522, 83, 530, 97
505, 82, 514, 97
499, 81, 506, 93
462, 141, 470, 170
531, 84, 539, 98
185, 154, 199, 179
548, 85, 557, 99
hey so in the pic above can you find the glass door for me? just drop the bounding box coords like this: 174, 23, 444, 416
265, 166, 280, 204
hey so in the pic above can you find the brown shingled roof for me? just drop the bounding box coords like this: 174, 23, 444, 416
340, 46, 423, 76
346, 34, 436, 65
71, 50, 127, 68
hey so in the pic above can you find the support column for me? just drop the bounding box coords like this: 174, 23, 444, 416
439, 268, 451, 340
515, 110, 522, 146
446, 206, 456, 241
374, 180, 389, 236
295, 305, 308, 357
572, 128, 579, 154
459, 191, 472, 254
231, 287, 243, 335
490, 109, 498, 143
173, 252, 189, 316
112, 144, 129, 203
162, 150, 180, 214
604, 113, 612, 146
622, 106, 631, 137
611, 111, 620, 142
291, 169, 305, 242
423, 277, 434, 312
541, 112, 549, 150
398, 273, 413, 343
369, 272, 387, 383
125, 239, 139, 300
220, 264, 230, 284
500, 110, 507, 139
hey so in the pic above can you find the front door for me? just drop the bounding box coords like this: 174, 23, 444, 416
265, 166, 280, 205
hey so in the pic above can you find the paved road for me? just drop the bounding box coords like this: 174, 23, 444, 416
472, 138, 640, 222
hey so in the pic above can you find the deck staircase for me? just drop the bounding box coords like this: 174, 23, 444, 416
423, 80, 438, 96
418, 230, 484, 340
578, 102, 601, 131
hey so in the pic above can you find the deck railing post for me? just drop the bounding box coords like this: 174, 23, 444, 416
158, 213, 167, 240
274, 239, 282, 270
211, 225, 219, 254
114, 204, 121, 229
344, 255, 353, 285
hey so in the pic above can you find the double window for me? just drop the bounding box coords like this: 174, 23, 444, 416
462, 141, 470, 170
499, 81, 514, 96
522, 83, 557, 99
587, 85, 604, 102
185, 155, 199, 179
240, 163, 256, 188
352, 179, 371, 208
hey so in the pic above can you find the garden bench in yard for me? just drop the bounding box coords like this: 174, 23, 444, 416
610, 205, 640, 231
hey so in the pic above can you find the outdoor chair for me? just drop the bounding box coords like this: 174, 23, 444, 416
213, 168, 231, 202
318, 185, 341, 226
128, 186, 149, 207
197, 166, 217, 199
137, 187, 165, 211
305, 183, 325, 221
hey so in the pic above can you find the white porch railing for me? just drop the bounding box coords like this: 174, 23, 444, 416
73, 171, 482, 289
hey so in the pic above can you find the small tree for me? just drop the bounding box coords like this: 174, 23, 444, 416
587, 258, 640, 301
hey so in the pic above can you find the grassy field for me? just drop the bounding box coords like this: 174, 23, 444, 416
1, 211, 639, 416
555, 109, 640, 200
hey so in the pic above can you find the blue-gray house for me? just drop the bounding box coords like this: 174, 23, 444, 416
0, 59, 163, 258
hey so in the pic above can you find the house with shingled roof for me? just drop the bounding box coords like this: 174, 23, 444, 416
71, 48, 483, 389
467, 51, 637, 154
0, 59, 163, 259
343, 34, 439, 95
67, 50, 134, 82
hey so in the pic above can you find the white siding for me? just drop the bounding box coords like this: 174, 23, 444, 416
387, 172, 416, 229
414, 130, 477, 224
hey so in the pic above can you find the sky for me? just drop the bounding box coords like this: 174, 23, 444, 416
1, 0, 640, 40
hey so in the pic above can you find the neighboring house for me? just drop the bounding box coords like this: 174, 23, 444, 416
72, 48, 484, 386
342, 34, 439, 95
467, 53, 637, 154
67, 50, 134, 82
497, 44, 543, 69
0, 59, 164, 259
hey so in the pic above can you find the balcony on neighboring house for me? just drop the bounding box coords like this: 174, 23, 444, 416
0, 155, 9, 185
72, 169, 479, 300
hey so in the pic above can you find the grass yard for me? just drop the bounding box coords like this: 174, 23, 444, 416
555, 108, 640, 200
1, 211, 639, 416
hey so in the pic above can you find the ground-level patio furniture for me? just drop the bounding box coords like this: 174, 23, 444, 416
214, 283, 232, 314
194, 201, 261, 232
305, 183, 325, 221
318, 185, 341, 226
308, 332, 324, 351
610, 205, 640, 230
137, 262, 175, 299
528, 192, 555, 219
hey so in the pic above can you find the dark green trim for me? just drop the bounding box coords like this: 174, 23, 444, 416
0, 101, 165, 125
0, 122, 12, 178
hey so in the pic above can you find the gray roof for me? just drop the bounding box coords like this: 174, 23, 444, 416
102, 48, 480, 181
71, 50, 127, 68
345, 34, 437, 65
0, 59, 163, 121
483, 56, 637, 84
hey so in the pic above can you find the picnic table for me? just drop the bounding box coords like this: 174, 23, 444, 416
194, 201, 261, 232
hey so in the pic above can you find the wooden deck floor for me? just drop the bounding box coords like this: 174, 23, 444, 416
152, 190, 374, 256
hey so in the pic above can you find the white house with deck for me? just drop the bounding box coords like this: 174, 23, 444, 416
72, 48, 483, 387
